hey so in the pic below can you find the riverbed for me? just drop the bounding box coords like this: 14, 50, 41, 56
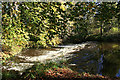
2, 41, 120, 78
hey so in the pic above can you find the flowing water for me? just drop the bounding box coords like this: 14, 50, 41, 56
67, 42, 120, 77
2, 41, 120, 78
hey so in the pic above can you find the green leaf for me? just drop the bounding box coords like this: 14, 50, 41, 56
60, 5, 66, 11
51, 6, 57, 12
50, 29, 56, 32
31, 74, 35, 78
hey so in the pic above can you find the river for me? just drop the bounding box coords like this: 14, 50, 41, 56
2, 41, 120, 78
67, 42, 120, 77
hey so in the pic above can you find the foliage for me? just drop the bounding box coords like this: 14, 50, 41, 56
2, 61, 114, 80
21, 61, 67, 80
2, 2, 120, 60
2, 70, 20, 80
94, 2, 119, 36
19, 2, 66, 48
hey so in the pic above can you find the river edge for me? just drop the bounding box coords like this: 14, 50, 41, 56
2, 41, 95, 72
2, 61, 119, 80
2, 41, 120, 79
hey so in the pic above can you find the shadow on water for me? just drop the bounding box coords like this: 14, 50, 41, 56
20, 48, 59, 57
2, 41, 120, 79
67, 42, 120, 78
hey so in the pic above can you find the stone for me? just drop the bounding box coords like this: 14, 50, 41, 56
2, 41, 94, 73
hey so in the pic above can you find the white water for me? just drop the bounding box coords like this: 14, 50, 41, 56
2, 41, 95, 73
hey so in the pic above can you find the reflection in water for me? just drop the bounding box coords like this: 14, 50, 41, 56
68, 42, 120, 77
116, 69, 120, 77
98, 54, 103, 75
3, 42, 120, 78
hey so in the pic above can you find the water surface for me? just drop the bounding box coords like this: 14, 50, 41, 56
67, 42, 120, 77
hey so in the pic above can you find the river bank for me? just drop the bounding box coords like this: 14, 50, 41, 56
2, 62, 118, 80
2, 41, 120, 79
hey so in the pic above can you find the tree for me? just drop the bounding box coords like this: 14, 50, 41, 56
94, 2, 118, 37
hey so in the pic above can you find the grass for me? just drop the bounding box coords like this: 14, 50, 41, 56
2, 70, 21, 80
2, 60, 118, 80
2, 61, 68, 80
20, 61, 70, 80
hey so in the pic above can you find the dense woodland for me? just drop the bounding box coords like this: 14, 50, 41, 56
1, 2, 120, 61
1, 2, 120, 80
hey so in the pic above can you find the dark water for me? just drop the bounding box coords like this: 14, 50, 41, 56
3, 42, 120, 78
67, 42, 120, 78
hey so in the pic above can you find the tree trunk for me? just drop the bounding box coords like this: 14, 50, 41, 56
100, 21, 103, 37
